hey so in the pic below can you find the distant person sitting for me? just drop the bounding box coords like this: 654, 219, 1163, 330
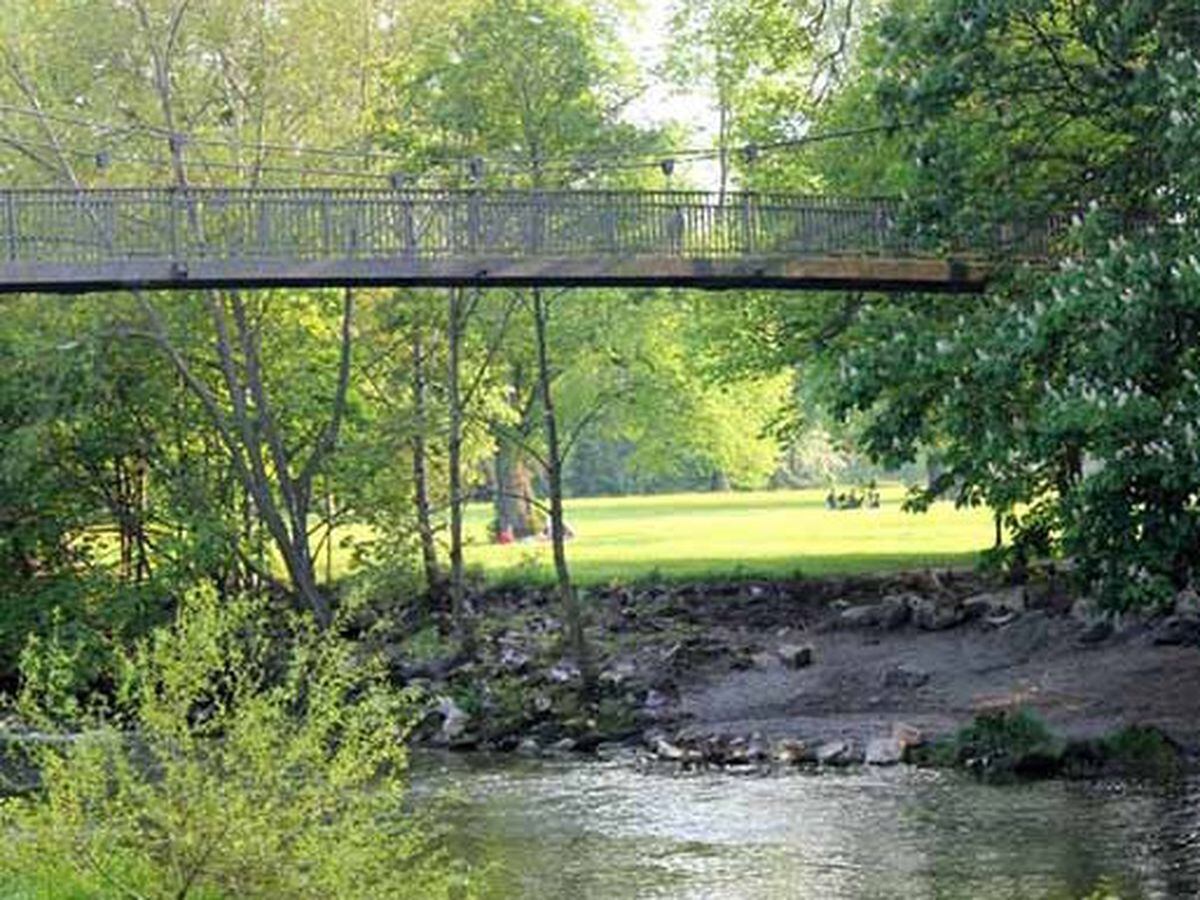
825, 490, 837, 510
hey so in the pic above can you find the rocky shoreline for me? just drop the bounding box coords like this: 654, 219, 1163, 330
6, 569, 1199, 793
396, 569, 1200, 780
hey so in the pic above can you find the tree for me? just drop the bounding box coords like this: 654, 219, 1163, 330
377, 0, 654, 677
0, 0, 424, 627
793, 0, 1200, 605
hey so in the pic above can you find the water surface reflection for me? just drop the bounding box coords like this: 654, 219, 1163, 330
417, 754, 1199, 899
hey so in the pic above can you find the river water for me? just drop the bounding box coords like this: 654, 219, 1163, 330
418, 754, 1200, 899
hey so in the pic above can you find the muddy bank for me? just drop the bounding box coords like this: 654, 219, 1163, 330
395, 569, 1200, 777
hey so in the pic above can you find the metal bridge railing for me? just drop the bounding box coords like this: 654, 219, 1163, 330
0, 188, 1055, 268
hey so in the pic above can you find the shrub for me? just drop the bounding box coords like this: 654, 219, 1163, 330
913, 708, 1064, 779
0, 587, 473, 899
1100, 726, 1183, 781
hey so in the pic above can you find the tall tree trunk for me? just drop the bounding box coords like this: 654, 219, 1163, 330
532, 288, 593, 692
447, 287, 475, 652
494, 440, 538, 538
410, 315, 443, 609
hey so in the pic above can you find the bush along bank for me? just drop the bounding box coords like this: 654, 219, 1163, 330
908, 711, 1188, 782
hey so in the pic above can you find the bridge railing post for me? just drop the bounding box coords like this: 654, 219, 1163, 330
168, 189, 181, 264
741, 192, 756, 254
468, 189, 481, 253
401, 195, 416, 259
321, 192, 332, 256
4, 192, 16, 261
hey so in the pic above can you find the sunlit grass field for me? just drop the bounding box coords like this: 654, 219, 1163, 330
458, 485, 994, 585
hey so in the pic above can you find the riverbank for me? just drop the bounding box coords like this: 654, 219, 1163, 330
397, 569, 1200, 778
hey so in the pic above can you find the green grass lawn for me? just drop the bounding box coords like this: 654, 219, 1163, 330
458, 485, 995, 585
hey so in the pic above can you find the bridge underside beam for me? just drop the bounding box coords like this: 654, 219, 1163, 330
0, 254, 991, 295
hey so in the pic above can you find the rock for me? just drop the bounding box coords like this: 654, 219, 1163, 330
1174, 587, 1200, 615
498, 646, 531, 673
653, 737, 686, 761
773, 739, 815, 765
960, 596, 992, 622
877, 594, 915, 629
881, 664, 930, 689
892, 722, 924, 749
746, 732, 770, 762
836, 595, 911, 631
533, 693, 553, 714
516, 737, 541, 755
594, 741, 629, 760
963, 586, 1026, 616
1078, 619, 1114, 645
816, 740, 862, 766
599, 659, 637, 687
984, 611, 1018, 629
865, 737, 904, 765
550, 737, 578, 753
777, 643, 814, 669
548, 660, 581, 684
1153, 615, 1200, 647
662, 635, 728, 670
436, 697, 470, 743
838, 604, 885, 629
911, 597, 964, 631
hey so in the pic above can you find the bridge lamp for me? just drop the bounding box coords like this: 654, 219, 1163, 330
741, 144, 760, 166
389, 172, 409, 191
660, 158, 676, 186
94, 150, 111, 171
468, 157, 485, 183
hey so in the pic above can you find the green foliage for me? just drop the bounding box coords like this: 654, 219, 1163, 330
915, 708, 1065, 779
15, 610, 87, 726
1099, 726, 1183, 781
779, 0, 1200, 607
954, 708, 1058, 761
0, 588, 470, 899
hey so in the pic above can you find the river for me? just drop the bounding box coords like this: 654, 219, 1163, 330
417, 754, 1200, 899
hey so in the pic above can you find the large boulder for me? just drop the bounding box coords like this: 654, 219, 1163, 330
436, 697, 470, 743
911, 597, 965, 631
1174, 587, 1200, 616
961, 586, 1026, 617
548, 659, 581, 684
777, 643, 814, 669
1153, 615, 1200, 647
892, 721, 925, 750
773, 738, 816, 765
865, 737, 904, 766
816, 740, 863, 766
836, 594, 913, 630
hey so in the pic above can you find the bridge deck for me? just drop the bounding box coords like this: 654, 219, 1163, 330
0, 188, 1033, 294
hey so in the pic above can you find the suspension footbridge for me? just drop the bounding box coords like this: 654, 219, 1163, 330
0, 188, 1048, 295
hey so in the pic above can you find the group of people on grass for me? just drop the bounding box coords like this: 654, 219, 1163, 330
826, 480, 882, 511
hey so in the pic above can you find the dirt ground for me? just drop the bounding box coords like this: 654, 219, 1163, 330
616, 574, 1200, 753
